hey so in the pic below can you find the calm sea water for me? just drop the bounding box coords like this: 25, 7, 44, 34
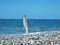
0, 19, 60, 35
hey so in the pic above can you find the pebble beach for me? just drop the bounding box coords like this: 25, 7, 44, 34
0, 31, 60, 45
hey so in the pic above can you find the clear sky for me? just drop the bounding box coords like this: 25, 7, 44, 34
0, 0, 60, 19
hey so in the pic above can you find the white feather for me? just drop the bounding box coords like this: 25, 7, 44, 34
23, 15, 28, 34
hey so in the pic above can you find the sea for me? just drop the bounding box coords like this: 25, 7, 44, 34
0, 19, 60, 35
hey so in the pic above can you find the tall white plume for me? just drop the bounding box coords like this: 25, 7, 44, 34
23, 15, 28, 34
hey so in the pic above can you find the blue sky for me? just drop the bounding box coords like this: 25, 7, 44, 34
0, 0, 60, 19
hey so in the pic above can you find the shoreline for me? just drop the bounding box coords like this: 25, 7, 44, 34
0, 31, 60, 35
